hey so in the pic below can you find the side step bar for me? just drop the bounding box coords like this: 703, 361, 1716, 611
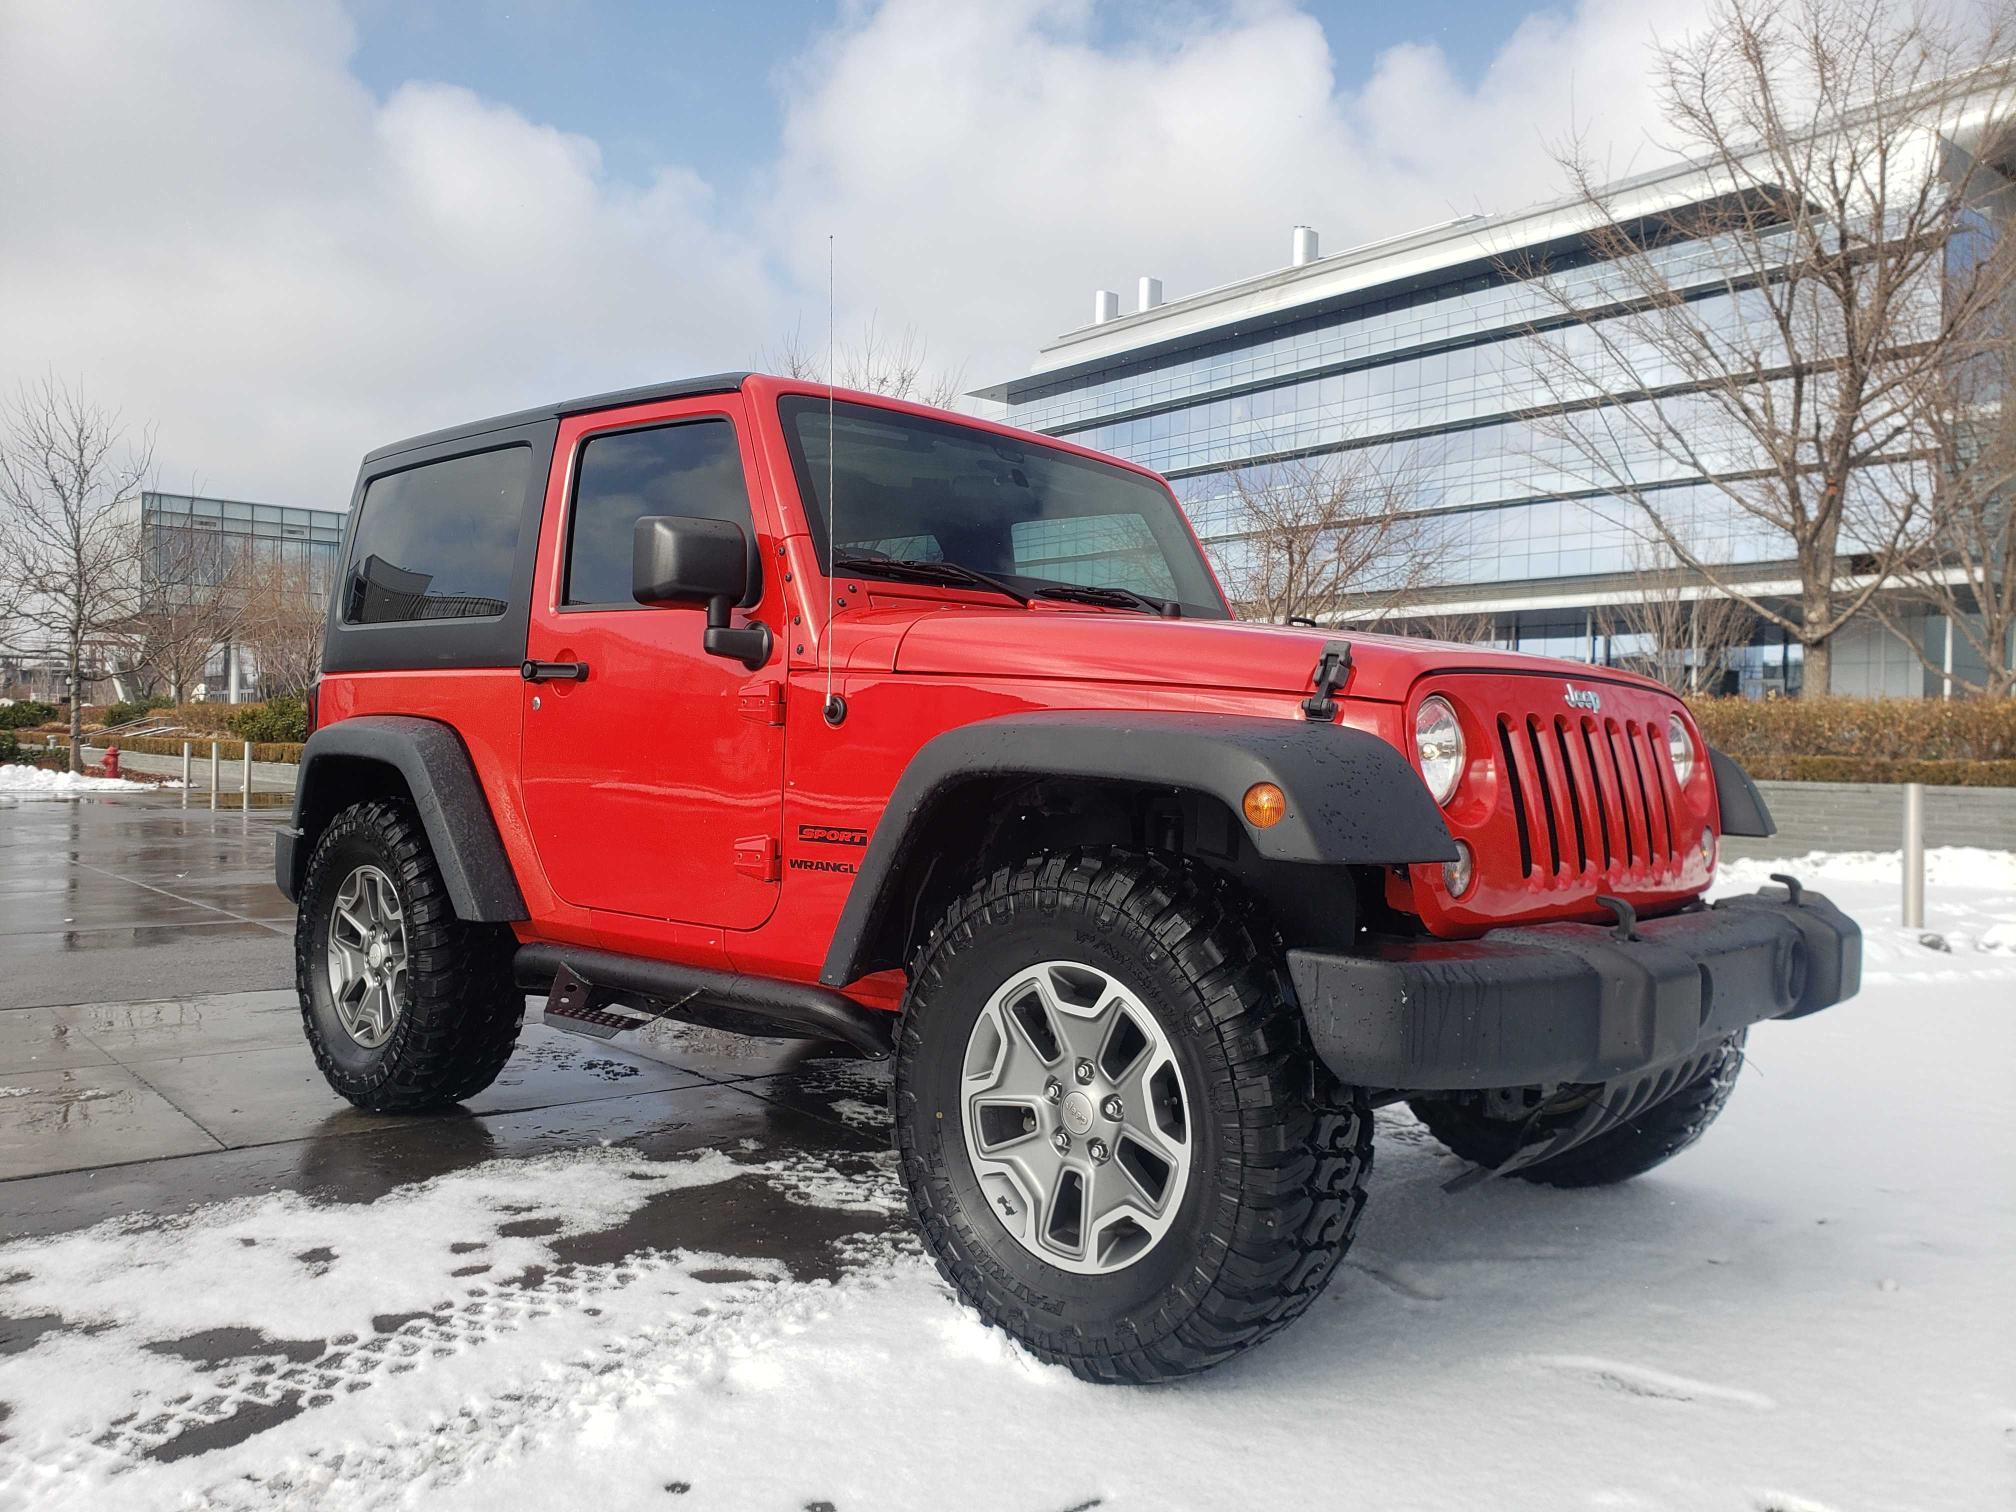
512, 943, 893, 1060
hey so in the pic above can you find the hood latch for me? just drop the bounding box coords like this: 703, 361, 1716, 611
1301, 639, 1353, 722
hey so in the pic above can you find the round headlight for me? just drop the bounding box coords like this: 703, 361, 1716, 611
1666, 711, 1695, 784
1414, 696, 1464, 806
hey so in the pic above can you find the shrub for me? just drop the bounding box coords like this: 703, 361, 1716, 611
104, 695, 173, 728
227, 694, 309, 744
0, 699, 57, 730
1687, 695, 2016, 763
0, 729, 18, 763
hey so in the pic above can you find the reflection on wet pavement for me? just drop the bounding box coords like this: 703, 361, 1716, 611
0, 792, 297, 1009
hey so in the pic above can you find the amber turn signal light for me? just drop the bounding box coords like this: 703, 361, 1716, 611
1242, 782, 1287, 828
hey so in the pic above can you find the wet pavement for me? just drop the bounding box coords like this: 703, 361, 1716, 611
0, 791, 898, 1280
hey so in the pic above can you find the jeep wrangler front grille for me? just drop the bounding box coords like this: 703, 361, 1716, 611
1496, 712, 1680, 880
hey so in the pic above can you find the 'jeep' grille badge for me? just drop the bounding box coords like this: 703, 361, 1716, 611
1564, 683, 1602, 712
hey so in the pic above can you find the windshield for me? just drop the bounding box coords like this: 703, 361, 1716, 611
777, 396, 1227, 618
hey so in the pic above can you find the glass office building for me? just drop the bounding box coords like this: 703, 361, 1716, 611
974, 164, 1984, 697
138, 492, 346, 700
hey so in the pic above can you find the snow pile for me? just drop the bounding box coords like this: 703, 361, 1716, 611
1716, 844, 2016, 892
0, 861, 2011, 1510
0, 762, 150, 798
1714, 845, 2016, 962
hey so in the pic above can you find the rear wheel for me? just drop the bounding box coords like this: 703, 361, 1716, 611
1409, 1031, 1747, 1188
295, 799, 523, 1112
894, 848, 1372, 1383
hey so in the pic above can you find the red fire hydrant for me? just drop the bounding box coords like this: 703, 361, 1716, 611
102, 745, 120, 779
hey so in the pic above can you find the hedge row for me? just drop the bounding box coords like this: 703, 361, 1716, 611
1736, 755, 2016, 786
96, 734, 304, 764
1687, 696, 2016, 762
78, 700, 277, 735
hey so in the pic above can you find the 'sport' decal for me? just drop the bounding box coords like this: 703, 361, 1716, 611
797, 824, 869, 848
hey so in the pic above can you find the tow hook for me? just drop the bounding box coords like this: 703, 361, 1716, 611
1594, 894, 1639, 942
1770, 872, 1805, 906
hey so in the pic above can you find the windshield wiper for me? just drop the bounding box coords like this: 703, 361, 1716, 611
1031, 583, 1181, 618
834, 549, 1031, 604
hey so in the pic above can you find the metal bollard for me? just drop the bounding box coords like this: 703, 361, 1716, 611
181, 739, 192, 808
209, 741, 220, 811
242, 743, 252, 809
1902, 782, 1925, 929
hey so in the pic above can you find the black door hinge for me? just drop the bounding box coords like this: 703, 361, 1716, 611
1302, 639, 1353, 721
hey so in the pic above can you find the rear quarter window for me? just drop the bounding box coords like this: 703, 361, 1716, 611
342, 445, 530, 624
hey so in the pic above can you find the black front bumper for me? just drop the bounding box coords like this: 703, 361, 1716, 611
1287, 885, 1860, 1091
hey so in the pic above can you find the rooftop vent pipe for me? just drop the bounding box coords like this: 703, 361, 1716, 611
1292, 225, 1319, 266
1138, 276, 1164, 311
1093, 289, 1120, 324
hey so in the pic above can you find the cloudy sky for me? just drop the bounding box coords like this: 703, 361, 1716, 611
0, 0, 1726, 510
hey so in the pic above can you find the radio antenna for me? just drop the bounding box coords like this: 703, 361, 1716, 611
822, 233, 844, 727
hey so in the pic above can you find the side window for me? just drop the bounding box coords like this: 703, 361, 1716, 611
566, 419, 754, 606
343, 446, 529, 624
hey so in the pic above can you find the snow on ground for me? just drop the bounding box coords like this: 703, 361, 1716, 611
0, 763, 152, 799
1, 851, 2011, 1512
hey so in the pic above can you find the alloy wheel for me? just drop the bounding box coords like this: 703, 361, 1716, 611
960, 960, 1193, 1275
325, 863, 410, 1049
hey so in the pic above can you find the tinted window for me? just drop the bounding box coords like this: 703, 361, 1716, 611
566, 419, 753, 606
778, 397, 1225, 617
343, 446, 528, 624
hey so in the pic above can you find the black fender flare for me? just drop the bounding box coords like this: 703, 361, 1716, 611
1708, 746, 1776, 838
818, 710, 1456, 987
278, 715, 528, 922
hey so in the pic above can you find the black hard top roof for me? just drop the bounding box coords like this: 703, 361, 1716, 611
362, 372, 754, 465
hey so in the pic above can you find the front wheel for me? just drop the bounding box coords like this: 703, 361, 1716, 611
894, 849, 1372, 1383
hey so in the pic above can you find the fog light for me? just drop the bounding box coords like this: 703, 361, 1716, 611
1442, 839, 1475, 897
1700, 826, 1716, 870
1242, 782, 1287, 828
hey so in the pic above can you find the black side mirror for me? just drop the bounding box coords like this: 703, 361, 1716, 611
632, 515, 772, 669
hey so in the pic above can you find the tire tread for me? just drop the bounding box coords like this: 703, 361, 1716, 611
894, 847, 1372, 1383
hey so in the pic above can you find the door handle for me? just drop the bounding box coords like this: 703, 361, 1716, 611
520, 659, 589, 683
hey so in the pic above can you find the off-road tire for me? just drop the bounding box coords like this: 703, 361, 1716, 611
1408, 1031, 1746, 1188
894, 847, 1373, 1383
295, 798, 523, 1112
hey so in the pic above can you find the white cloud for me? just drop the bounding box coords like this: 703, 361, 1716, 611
0, 0, 1718, 506
0, 0, 778, 507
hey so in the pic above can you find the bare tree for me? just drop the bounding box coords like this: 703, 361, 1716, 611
0, 378, 154, 770
1600, 545, 1758, 693
238, 554, 328, 698
1513, 0, 2016, 695
1399, 609, 1502, 644
1877, 274, 2016, 695
764, 315, 967, 410
1216, 445, 1449, 623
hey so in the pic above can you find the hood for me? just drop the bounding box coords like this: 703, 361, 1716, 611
886, 605, 1675, 704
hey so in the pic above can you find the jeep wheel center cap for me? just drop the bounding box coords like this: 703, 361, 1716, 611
1062, 1091, 1095, 1136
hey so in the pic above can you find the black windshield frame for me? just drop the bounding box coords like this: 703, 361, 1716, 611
776, 395, 1228, 619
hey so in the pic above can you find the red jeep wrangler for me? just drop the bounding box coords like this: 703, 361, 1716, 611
279, 373, 1859, 1381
